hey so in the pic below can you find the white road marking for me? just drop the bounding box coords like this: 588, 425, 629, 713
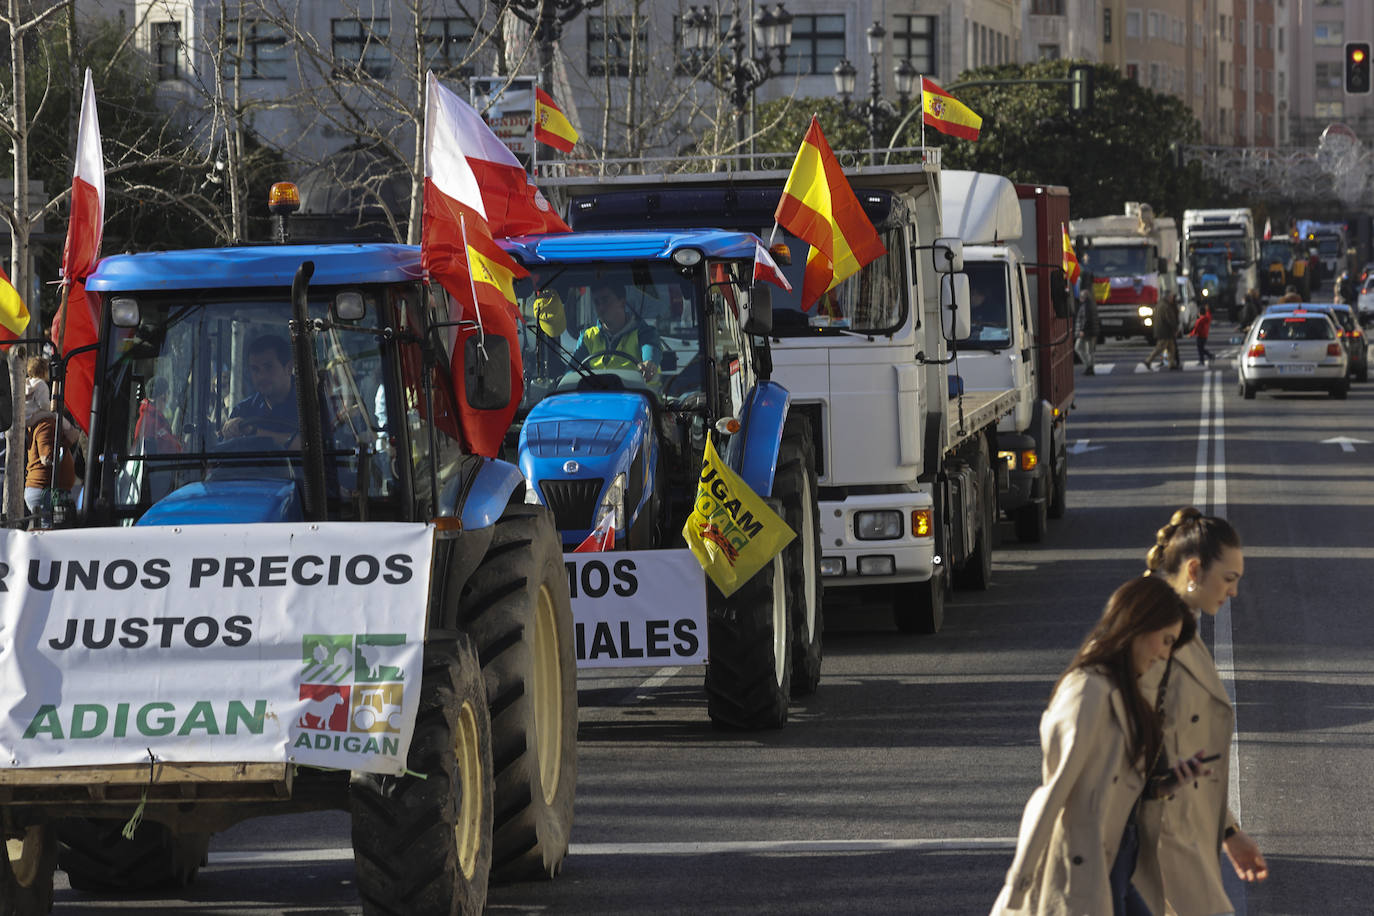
1093, 362, 1116, 374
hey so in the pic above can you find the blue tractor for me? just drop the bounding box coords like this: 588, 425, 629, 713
504, 229, 823, 730
4, 242, 577, 912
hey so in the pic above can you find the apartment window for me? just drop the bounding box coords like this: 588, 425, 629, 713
424, 17, 475, 76
1104, 8, 1112, 43
1278, 27, 1284, 52
1315, 61, 1343, 90
333, 18, 391, 78
1315, 0, 1342, 6
1039, 44, 1061, 61
1238, 19, 1245, 45
1147, 12, 1159, 39
1313, 23, 1343, 46
153, 21, 180, 81
1278, 71, 1285, 95
894, 15, 936, 74
587, 15, 647, 76
1219, 109, 1228, 135
220, 19, 287, 80
1255, 23, 1261, 47
1219, 60, 1226, 87
1032, 0, 1064, 14
1238, 68, 1245, 91
785, 14, 844, 76
1219, 15, 1228, 40
1126, 11, 1140, 39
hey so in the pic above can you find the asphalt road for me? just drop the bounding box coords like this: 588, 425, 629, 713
53, 330, 1374, 915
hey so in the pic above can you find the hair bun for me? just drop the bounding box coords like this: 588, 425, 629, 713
1171, 506, 1203, 526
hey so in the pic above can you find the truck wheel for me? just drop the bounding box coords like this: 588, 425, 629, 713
705, 552, 792, 729
1, 823, 55, 915
57, 820, 209, 891
777, 415, 823, 696
351, 636, 493, 916
1047, 459, 1067, 520
956, 451, 996, 588
1014, 498, 1047, 543
452, 505, 577, 882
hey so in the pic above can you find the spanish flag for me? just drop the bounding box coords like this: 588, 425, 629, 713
1092, 278, 1111, 303
922, 77, 982, 141
0, 265, 30, 343
534, 88, 578, 153
1062, 225, 1081, 285
773, 117, 886, 311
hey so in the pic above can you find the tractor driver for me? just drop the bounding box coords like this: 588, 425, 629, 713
571, 281, 662, 383
221, 334, 302, 447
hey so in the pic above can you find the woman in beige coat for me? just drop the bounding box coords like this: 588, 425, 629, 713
992, 577, 1206, 916
1144, 508, 1269, 916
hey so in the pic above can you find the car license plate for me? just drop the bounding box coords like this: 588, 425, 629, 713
1277, 365, 1315, 375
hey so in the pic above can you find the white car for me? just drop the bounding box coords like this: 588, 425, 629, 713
1237, 311, 1348, 399
1357, 271, 1374, 325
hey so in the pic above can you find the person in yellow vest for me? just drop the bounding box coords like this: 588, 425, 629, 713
572, 281, 661, 383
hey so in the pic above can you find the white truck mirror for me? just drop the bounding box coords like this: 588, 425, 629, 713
940, 273, 972, 341
930, 238, 964, 274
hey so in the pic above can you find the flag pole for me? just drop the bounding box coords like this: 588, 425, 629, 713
458, 212, 487, 357
919, 75, 926, 150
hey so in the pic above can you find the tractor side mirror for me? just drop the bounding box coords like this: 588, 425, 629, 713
940, 273, 972, 341
742, 285, 773, 336
464, 334, 512, 410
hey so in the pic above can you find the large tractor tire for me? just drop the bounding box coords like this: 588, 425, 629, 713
57, 820, 209, 892
705, 548, 792, 730
0, 822, 56, 915
351, 635, 493, 916
777, 415, 823, 696
452, 505, 577, 882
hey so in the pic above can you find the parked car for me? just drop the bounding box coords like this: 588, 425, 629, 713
1358, 271, 1374, 326
1237, 310, 1348, 399
1264, 302, 1368, 382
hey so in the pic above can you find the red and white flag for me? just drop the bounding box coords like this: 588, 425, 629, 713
752, 240, 792, 292
434, 76, 570, 237
424, 72, 530, 458
573, 511, 616, 552
1263, 218, 1272, 241
52, 68, 105, 432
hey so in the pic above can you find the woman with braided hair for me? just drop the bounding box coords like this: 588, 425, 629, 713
1143, 507, 1269, 915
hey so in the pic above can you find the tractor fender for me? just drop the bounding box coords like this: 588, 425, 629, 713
439, 457, 526, 531
724, 381, 791, 498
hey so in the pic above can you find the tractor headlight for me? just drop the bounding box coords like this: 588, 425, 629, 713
598, 473, 626, 531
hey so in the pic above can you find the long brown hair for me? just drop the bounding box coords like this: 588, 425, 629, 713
1146, 506, 1241, 578
1056, 576, 1195, 770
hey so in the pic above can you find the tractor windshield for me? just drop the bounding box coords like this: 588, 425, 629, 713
514, 261, 711, 411
94, 290, 400, 521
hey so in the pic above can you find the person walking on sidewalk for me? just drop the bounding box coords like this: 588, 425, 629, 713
1144, 292, 1182, 370
991, 576, 1208, 916
1142, 508, 1269, 916
1188, 305, 1214, 366
1076, 273, 1101, 376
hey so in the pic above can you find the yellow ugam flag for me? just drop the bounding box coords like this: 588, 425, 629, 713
682, 438, 795, 597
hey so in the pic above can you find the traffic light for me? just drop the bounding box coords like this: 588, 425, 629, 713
1346, 41, 1371, 94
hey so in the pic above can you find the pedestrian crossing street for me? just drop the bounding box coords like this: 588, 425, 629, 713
1088, 348, 1240, 376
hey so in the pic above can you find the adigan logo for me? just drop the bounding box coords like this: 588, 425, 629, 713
293, 634, 408, 757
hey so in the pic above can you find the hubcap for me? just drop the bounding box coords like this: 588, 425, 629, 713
771, 558, 787, 685
532, 582, 563, 806
453, 699, 483, 880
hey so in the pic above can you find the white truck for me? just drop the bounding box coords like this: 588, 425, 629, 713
545, 156, 1018, 633
941, 171, 1072, 543
1182, 207, 1259, 313
1071, 203, 1179, 342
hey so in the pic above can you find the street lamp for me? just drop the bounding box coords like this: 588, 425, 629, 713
894, 59, 918, 110
682, 1, 793, 161
508, 0, 603, 94
833, 22, 893, 163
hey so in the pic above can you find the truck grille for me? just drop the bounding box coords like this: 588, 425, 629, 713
541, 478, 604, 531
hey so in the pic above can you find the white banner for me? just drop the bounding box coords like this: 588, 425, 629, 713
471, 75, 535, 157
0, 523, 434, 776
566, 549, 707, 668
